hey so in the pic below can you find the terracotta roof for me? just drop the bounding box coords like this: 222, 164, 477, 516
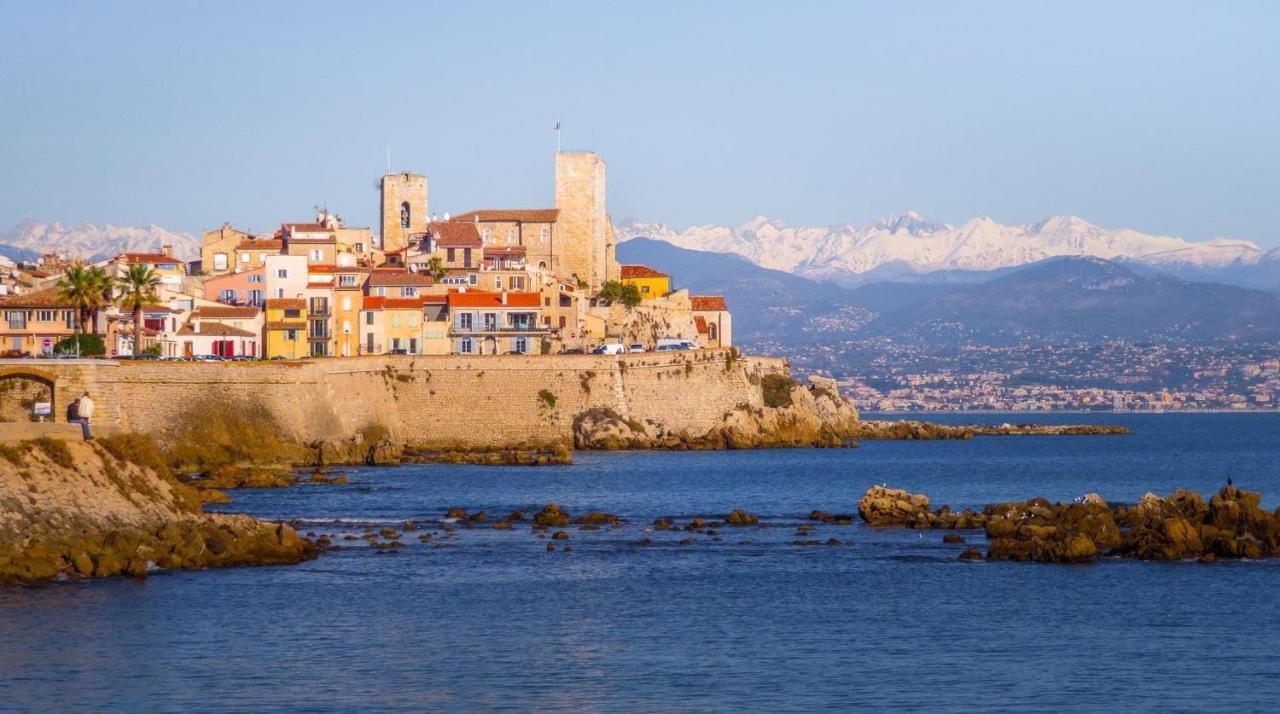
621, 264, 668, 279
367, 271, 434, 287
237, 239, 283, 250
0, 287, 69, 308
283, 223, 330, 233
178, 322, 257, 338
307, 264, 339, 273
265, 299, 306, 310
122, 253, 180, 264
427, 222, 483, 248
694, 316, 709, 334
193, 306, 260, 319
450, 209, 559, 224
362, 296, 428, 310
690, 295, 728, 312
485, 246, 527, 257
446, 291, 541, 309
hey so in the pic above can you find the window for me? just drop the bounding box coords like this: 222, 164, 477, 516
276, 269, 289, 278
409, 338, 418, 354
213, 253, 228, 271
310, 319, 328, 339
514, 336, 528, 354
355, 243, 365, 253
483, 312, 497, 331
709, 324, 718, 341
372, 286, 385, 297
64, 311, 76, 329
402, 287, 417, 297
6, 310, 27, 330
447, 248, 456, 262
391, 338, 401, 352
409, 314, 418, 328
339, 275, 357, 287
36, 310, 56, 322
365, 312, 375, 325
512, 277, 524, 290
220, 289, 236, 303
285, 329, 298, 341
391, 315, 401, 329
342, 296, 351, 311
507, 227, 515, 243
540, 226, 548, 243
458, 313, 473, 331
284, 308, 301, 319
310, 249, 322, 262
463, 248, 472, 267
366, 333, 375, 353
274, 288, 285, 299
249, 290, 264, 305
481, 227, 490, 243
459, 337, 474, 354
468, 274, 477, 286
310, 298, 328, 314
343, 320, 351, 335
539, 261, 547, 271
400, 201, 410, 229
240, 252, 250, 264
642, 285, 650, 294
494, 276, 503, 290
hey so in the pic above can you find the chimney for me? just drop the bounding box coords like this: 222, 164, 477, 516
162, 244, 173, 257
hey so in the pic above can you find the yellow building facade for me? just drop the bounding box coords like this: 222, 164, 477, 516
264, 298, 307, 359
620, 264, 671, 300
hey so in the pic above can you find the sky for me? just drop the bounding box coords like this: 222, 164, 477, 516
1, 0, 1278, 246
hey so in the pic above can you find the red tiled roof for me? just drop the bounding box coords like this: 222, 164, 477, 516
485, 246, 527, 257
621, 264, 668, 279
367, 271, 434, 287
178, 322, 257, 338
237, 239, 283, 250
427, 222, 483, 248
122, 253, 180, 264
450, 209, 559, 224
362, 296, 428, 310
446, 291, 540, 308
265, 299, 306, 310
192, 306, 260, 319
690, 295, 728, 311
0, 287, 69, 308
307, 264, 339, 273
694, 316, 709, 334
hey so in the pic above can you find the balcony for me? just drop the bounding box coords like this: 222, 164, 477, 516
450, 324, 548, 336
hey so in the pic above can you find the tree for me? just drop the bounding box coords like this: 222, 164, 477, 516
116, 264, 161, 356
424, 255, 447, 282
56, 263, 111, 334
597, 280, 641, 308
53, 333, 106, 356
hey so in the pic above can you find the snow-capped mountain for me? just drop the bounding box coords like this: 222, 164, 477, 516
616, 213, 1270, 285
0, 218, 199, 262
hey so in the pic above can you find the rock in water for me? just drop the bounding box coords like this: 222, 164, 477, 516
858, 486, 933, 526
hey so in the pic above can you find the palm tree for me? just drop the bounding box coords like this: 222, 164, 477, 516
425, 255, 448, 283
116, 264, 160, 356
56, 263, 110, 334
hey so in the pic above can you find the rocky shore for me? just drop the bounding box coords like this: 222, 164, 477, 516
573, 378, 862, 450
857, 484, 1280, 563
0, 437, 316, 583
853, 420, 1130, 440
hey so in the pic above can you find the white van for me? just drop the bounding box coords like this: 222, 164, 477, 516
592, 343, 627, 355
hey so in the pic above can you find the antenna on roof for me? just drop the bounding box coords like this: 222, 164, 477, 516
386, 146, 391, 175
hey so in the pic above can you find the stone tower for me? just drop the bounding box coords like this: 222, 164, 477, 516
380, 172, 428, 253
554, 152, 615, 292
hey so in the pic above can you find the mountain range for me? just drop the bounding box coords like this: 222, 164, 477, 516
617, 239, 1280, 345
617, 213, 1280, 291
0, 218, 199, 263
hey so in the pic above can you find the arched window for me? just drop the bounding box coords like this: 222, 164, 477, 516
400, 201, 410, 229
709, 324, 718, 342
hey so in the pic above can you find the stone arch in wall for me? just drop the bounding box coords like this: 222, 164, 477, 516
0, 367, 57, 423
483, 336, 497, 355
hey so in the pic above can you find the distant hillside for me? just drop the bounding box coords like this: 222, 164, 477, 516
867, 257, 1280, 343
0, 218, 199, 262
616, 238, 867, 342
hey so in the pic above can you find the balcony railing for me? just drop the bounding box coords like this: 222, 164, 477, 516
450, 324, 548, 335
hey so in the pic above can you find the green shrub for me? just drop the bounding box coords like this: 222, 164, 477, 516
0, 443, 26, 465
54, 333, 105, 356
30, 437, 74, 468
97, 432, 172, 478
761, 374, 797, 408
538, 389, 557, 409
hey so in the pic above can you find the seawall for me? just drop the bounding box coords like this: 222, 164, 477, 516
1, 350, 791, 448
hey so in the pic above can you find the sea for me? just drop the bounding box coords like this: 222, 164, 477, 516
2, 413, 1279, 712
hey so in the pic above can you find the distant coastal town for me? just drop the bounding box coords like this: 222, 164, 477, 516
0, 151, 731, 361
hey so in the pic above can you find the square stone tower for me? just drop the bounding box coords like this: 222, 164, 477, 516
380, 172, 428, 253
554, 152, 615, 292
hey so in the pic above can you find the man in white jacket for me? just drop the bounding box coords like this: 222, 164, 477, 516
76, 391, 94, 441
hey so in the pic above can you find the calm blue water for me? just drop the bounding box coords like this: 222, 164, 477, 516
2, 413, 1279, 712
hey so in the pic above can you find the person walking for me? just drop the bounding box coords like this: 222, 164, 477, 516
76, 391, 94, 441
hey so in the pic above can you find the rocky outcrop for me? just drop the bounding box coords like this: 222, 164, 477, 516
0, 438, 316, 583
855, 420, 1130, 440
862, 483, 1280, 564
573, 382, 861, 451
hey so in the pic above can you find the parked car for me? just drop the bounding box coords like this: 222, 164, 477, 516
628, 344, 646, 353
560, 348, 585, 355
192, 354, 226, 362
592, 343, 627, 355
656, 338, 698, 351
228, 355, 256, 362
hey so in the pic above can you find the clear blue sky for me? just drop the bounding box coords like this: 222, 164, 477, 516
2, 0, 1278, 245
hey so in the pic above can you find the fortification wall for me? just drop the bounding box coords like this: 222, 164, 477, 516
0, 351, 788, 448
